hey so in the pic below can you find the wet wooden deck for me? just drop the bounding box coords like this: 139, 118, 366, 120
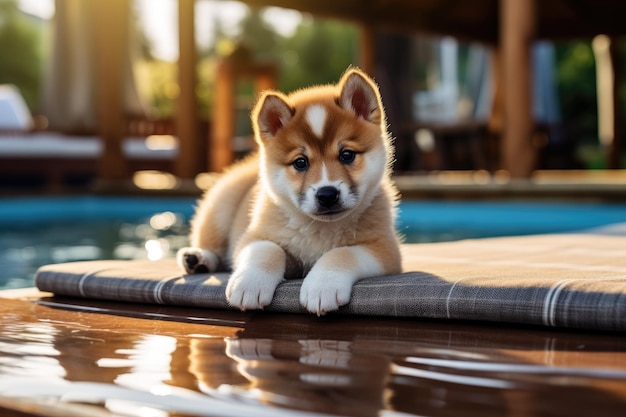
1, 288, 625, 417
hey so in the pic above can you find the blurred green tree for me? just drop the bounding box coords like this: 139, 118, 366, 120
555, 42, 598, 147
194, 7, 359, 132
0, 0, 42, 110
238, 7, 279, 61
278, 17, 359, 93
225, 7, 359, 93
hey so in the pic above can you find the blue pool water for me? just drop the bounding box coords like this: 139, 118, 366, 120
1, 196, 625, 289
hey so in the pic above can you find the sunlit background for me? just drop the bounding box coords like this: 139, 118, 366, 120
5, 0, 623, 181
6, 0, 352, 122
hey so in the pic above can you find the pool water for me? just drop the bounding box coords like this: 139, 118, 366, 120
0, 197, 194, 289
1, 196, 626, 289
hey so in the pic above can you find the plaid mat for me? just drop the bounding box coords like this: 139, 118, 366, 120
36, 229, 626, 331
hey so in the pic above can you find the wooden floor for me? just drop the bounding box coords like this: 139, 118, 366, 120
395, 169, 626, 201
1, 288, 626, 417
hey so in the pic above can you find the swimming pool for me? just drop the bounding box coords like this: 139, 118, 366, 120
1, 196, 625, 289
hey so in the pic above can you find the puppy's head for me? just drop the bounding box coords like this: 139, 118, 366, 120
252, 68, 392, 222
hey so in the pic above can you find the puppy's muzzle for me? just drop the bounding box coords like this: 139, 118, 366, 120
315, 186, 346, 216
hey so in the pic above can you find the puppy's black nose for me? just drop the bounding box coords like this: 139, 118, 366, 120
316, 186, 339, 208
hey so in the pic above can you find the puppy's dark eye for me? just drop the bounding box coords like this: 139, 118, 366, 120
339, 150, 356, 164
292, 157, 309, 172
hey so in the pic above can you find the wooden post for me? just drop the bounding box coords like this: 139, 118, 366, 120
209, 50, 278, 173
255, 71, 276, 93
359, 23, 376, 76
488, 48, 503, 172
209, 61, 235, 172
500, 0, 536, 178
93, 0, 129, 182
175, 0, 199, 179
609, 37, 623, 169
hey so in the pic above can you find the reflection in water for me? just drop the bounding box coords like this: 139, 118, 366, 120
102, 334, 177, 391
201, 337, 388, 417
0, 320, 65, 380
220, 333, 411, 414
1, 298, 626, 417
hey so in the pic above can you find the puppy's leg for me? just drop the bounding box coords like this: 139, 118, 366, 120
178, 158, 258, 274
300, 243, 400, 315
177, 187, 230, 274
226, 240, 286, 310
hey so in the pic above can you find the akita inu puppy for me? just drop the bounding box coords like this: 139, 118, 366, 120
177, 68, 402, 315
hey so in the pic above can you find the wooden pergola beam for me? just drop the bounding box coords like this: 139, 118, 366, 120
93, 0, 129, 182
209, 54, 278, 172
500, 0, 536, 177
241, 0, 498, 43
175, 0, 200, 179
608, 38, 623, 169
359, 23, 376, 75
209, 60, 236, 173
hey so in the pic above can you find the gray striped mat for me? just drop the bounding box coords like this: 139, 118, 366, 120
36, 229, 626, 331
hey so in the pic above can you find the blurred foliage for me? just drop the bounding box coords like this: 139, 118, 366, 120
555, 42, 598, 147
0, 0, 43, 110
238, 7, 280, 61
277, 16, 359, 93
138, 6, 359, 120
555, 39, 626, 168
135, 59, 178, 119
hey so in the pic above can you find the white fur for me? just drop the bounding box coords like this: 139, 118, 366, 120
270, 164, 298, 207
259, 154, 301, 212
225, 240, 285, 310
305, 105, 327, 138
263, 162, 333, 224
320, 163, 329, 183
358, 145, 387, 203
299, 246, 383, 315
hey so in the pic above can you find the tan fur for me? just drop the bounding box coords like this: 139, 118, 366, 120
178, 68, 402, 315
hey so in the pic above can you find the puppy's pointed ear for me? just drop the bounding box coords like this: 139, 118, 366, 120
253, 92, 293, 140
338, 69, 383, 124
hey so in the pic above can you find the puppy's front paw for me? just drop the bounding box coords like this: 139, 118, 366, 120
226, 267, 282, 311
176, 247, 219, 274
300, 270, 354, 316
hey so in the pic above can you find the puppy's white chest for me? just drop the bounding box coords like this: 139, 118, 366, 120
280, 218, 353, 269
